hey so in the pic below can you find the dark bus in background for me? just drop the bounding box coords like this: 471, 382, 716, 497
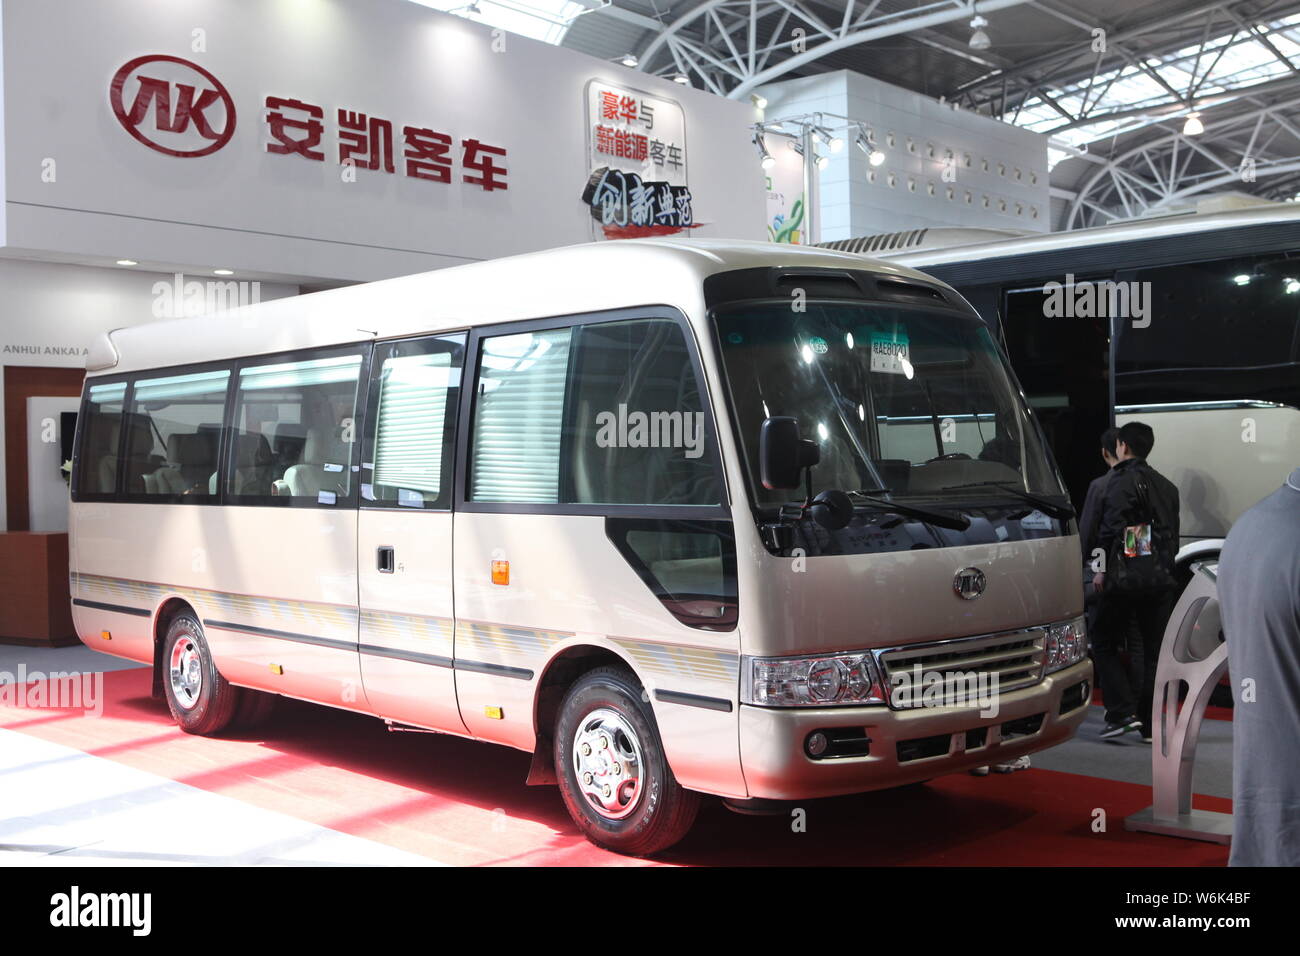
828, 204, 1300, 572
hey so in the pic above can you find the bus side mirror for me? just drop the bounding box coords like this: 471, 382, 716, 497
760, 416, 820, 490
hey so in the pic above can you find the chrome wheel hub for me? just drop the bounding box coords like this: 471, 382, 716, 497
169, 636, 203, 710
572, 708, 644, 820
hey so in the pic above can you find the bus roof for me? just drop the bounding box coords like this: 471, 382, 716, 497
883, 202, 1300, 270
89, 238, 941, 376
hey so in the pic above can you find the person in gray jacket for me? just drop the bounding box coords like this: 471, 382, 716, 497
1217, 466, 1300, 866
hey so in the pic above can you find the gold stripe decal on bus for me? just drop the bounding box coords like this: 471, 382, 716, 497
71, 575, 738, 686
611, 637, 739, 685
75, 573, 456, 659
457, 621, 570, 659
71, 572, 358, 638
360, 609, 455, 657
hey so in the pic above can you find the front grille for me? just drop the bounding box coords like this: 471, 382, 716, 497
896, 714, 1045, 763
877, 628, 1046, 709
896, 732, 950, 763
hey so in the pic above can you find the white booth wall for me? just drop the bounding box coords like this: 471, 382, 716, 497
1, 0, 767, 283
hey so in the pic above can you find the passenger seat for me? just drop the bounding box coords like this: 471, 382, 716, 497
231, 433, 275, 496
283, 426, 348, 498
153, 433, 217, 495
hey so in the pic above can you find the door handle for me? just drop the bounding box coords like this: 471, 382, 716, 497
377, 546, 395, 573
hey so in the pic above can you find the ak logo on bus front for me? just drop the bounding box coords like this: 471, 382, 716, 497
953, 567, 987, 600
109, 54, 236, 158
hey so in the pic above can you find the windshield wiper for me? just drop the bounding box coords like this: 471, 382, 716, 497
940, 481, 1075, 520
847, 490, 971, 532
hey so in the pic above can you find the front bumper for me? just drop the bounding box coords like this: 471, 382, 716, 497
738, 660, 1092, 800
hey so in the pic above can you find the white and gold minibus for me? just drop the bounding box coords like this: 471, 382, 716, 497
70, 239, 1091, 855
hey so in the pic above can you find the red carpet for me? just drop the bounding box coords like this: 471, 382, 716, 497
1, 669, 1229, 866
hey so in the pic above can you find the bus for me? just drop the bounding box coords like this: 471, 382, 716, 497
871, 203, 1300, 574
69, 239, 1091, 856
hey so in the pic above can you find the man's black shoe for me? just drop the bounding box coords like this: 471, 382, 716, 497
1100, 717, 1140, 740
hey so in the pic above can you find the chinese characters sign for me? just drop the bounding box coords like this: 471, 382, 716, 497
582, 168, 693, 237
110, 54, 507, 192
264, 96, 507, 191
584, 80, 694, 238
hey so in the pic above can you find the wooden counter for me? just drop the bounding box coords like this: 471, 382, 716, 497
0, 532, 78, 646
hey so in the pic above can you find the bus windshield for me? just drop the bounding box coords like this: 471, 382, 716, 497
714, 301, 1065, 509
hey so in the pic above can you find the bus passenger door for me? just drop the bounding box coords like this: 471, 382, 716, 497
1002, 281, 1112, 511
357, 333, 468, 734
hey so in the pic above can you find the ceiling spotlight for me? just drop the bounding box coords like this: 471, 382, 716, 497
115, 259, 138, 267
969, 14, 991, 51
812, 124, 845, 154
816, 153, 830, 171
751, 94, 768, 110
1183, 111, 1204, 136
621, 53, 638, 68
789, 139, 804, 154
671, 72, 690, 85
754, 134, 776, 170
855, 127, 886, 166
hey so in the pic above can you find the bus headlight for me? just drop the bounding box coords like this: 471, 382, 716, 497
1043, 616, 1088, 674
741, 652, 886, 707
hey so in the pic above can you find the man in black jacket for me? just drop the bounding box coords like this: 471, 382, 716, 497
1090, 421, 1181, 742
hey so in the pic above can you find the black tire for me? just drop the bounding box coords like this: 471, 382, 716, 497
554, 666, 699, 856
161, 613, 240, 736
231, 688, 279, 731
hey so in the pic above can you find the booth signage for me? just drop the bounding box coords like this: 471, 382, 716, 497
109, 53, 508, 191
110, 54, 236, 157
583, 79, 694, 238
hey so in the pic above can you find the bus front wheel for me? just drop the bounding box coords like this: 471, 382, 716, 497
554, 667, 699, 856
161, 614, 240, 736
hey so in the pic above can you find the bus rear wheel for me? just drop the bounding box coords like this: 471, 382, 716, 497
162, 613, 239, 736
554, 666, 699, 856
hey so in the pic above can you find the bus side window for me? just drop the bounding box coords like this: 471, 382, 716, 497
229, 351, 366, 507
74, 381, 128, 498
123, 368, 230, 500
361, 334, 465, 509
470, 327, 573, 503
468, 316, 722, 508
566, 317, 721, 506
1119, 256, 1300, 408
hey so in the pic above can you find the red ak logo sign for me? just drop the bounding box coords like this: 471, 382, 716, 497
110, 54, 236, 157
